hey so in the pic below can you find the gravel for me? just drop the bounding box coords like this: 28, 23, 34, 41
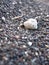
0, 0, 49, 65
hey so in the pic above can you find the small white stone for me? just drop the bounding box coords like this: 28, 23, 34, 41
5, 37, 7, 41
8, 41, 11, 44
0, 29, 3, 31
1, 40, 3, 43
46, 15, 49, 17
6, 12, 9, 15
23, 59, 25, 62
19, 1, 22, 4
27, 42, 32, 46
23, 45, 27, 48
35, 52, 38, 56
3, 56, 8, 61
24, 18, 38, 29
12, 1, 17, 5
25, 51, 28, 56
2, 16, 5, 21
17, 26, 20, 30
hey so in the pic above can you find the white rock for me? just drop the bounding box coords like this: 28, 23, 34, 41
35, 52, 38, 56
23, 45, 27, 48
2, 16, 5, 21
0, 29, 3, 31
25, 51, 28, 56
3, 56, 8, 61
46, 15, 49, 17
24, 18, 38, 29
27, 42, 32, 46
12, 1, 17, 5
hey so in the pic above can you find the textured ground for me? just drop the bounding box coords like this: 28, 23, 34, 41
0, 0, 49, 65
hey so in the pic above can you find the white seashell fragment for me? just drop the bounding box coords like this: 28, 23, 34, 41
24, 18, 38, 29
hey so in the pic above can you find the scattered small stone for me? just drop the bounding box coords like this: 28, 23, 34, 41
0, 0, 49, 65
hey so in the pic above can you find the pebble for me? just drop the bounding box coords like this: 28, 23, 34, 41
20, 18, 38, 29
3, 56, 8, 61
43, 15, 49, 21
0, 29, 3, 32
22, 45, 27, 48
31, 58, 37, 65
27, 42, 32, 46
12, 1, 17, 5
14, 35, 20, 39
25, 51, 28, 56
46, 15, 49, 17
45, 45, 49, 48
31, 47, 39, 51
35, 52, 38, 56
2, 16, 5, 21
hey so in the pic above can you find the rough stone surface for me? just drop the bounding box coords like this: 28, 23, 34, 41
0, 0, 49, 65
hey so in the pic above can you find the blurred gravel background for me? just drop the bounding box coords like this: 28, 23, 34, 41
0, 0, 49, 65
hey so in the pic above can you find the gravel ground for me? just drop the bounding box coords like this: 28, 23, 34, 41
0, 0, 49, 65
